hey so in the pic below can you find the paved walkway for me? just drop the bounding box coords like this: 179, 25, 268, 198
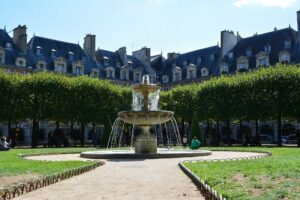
15, 151, 263, 200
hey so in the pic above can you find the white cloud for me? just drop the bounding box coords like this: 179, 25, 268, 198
234, 0, 295, 9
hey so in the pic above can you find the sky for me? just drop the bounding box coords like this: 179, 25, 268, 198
1, 0, 300, 56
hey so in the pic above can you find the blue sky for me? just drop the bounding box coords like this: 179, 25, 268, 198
1, 0, 300, 56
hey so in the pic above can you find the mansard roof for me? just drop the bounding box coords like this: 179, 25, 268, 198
27, 36, 95, 73
162, 45, 221, 76
150, 54, 166, 75
223, 27, 298, 71
0, 29, 23, 66
96, 49, 144, 70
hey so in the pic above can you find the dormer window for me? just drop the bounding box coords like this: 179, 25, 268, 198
69, 51, 74, 61
106, 67, 115, 79
127, 60, 133, 66
210, 54, 215, 61
220, 64, 229, 74
183, 60, 187, 67
15, 57, 26, 67
36, 61, 46, 70
264, 44, 271, 53
228, 52, 234, 59
103, 56, 109, 65
172, 67, 182, 82
246, 48, 252, 57
197, 56, 202, 65
36, 46, 42, 55
256, 52, 269, 67
75, 66, 82, 75
51, 49, 57, 58
284, 40, 291, 49
134, 71, 141, 82
120, 68, 129, 80
186, 64, 196, 79
279, 51, 290, 64
162, 75, 169, 83
237, 56, 249, 71
201, 68, 209, 77
90, 69, 99, 78
5, 42, 12, 49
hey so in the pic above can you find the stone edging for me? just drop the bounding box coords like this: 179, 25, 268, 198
0, 153, 104, 200
179, 150, 272, 200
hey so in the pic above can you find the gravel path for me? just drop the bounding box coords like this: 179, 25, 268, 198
15, 151, 263, 200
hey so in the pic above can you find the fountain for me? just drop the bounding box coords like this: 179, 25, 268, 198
80, 75, 211, 159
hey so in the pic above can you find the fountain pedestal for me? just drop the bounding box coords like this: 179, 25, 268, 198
135, 125, 157, 154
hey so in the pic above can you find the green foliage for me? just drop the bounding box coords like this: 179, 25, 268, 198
160, 65, 300, 145
0, 71, 131, 147
184, 147, 300, 200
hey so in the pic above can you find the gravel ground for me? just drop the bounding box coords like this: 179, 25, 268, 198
15, 151, 263, 200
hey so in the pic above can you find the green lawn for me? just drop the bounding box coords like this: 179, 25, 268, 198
184, 147, 300, 200
0, 148, 97, 178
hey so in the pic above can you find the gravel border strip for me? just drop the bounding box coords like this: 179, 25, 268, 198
0, 153, 104, 200
179, 150, 272, 200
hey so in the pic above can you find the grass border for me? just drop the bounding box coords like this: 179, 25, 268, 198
179, 149, 272, 200
0, 152, 104, 200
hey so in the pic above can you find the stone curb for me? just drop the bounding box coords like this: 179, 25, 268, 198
179, 150, 272, 200
0, 153, 104, 200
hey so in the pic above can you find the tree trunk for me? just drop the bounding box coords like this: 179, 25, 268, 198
56, 121, 60, 129
80, 122, 85, 147
92, 122, 96, 147
226, 120, 232, 146
255, 119, 260, 146
216, 121, 220, 146
181, 117, 185, 139
31, 119, 39, 148
277, 114, 282, 146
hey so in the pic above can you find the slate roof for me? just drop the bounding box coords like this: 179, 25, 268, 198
162, 45, 221, 77
27, 36, 95, 73
222, 27, 298, 71
150, 54, 166, 75
0, 29, 23, 66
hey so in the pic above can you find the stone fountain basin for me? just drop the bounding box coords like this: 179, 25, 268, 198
118, 110, 174, 125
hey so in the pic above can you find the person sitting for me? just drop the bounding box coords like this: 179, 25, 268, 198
0, 137, 11, 151
191, 136, 201, 149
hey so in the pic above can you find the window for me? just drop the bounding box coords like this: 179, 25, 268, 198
237, 56, 249, 71
15, 58, 26, 67
228, 52, 234, 59
186, 64, 196, 79
264, 44, 271, 53
134, 72, 141, 82
173, 67, 182, 82
36, 46, 42, 55
76, 66, 82, 75
106, 67, 115, 79
210, 54, 215, 61
69, 52, 74, 61
279, 51, 290, 64
197, 56, 202, 65
188, 70, 195, 79
121, 70, 128, 80
256, 52, 269, 67
284, 40, 291, 49
103, 56, 109, 65
246, 48, 252, 57
51, 49, 56, 58
5, 42, 12, 49
162, 75, 169, 83
127, 60, 133, 66
201, 68, 209, 76
220, 65, 229, 74
55, 65, 65, 72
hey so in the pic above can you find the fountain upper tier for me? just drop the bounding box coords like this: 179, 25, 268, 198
118, 110, 174, 125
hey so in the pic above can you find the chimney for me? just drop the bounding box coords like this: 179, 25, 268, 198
297, 10, 300, 44
132, 47, 151, 67
116, 47, 128, 65
83, 34, 96, 58
220, 30, 239, 59
13, 25, 27, 52
167, 52, 179, 60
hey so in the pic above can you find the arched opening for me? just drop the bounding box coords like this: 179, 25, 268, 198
259, 124, 274, 144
